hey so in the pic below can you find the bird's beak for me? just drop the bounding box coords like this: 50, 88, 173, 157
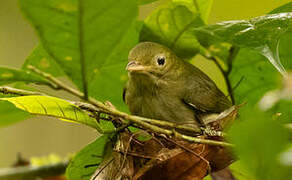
126, 61, 146, 72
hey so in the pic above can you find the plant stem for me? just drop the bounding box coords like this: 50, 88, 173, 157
0, 86, 45, 96
0, 162, 68, 180
1, 66, 234, 147
78, 0, 89, 100
201, 46, 239, 105
193, 0, 200, 12
27, 65, 84, 98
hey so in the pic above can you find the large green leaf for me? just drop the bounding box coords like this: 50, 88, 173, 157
0, 67, 50, 85
0, 100, 31, 127
230, 4, 292, 109
1, 95, 101, 131
22, 45, 65, 77
66, 134, 112, 180
19, 0, 139, 109
194, 13, 292, 75
229, 109, 290, 180
140, 1, 205, 58
227, 3, 292, 179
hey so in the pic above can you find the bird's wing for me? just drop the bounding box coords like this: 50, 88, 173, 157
182, 67, 232, 113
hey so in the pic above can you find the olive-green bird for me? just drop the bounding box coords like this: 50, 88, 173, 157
123, 42, 232, 128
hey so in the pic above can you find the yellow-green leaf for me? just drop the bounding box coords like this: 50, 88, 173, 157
1, 96, 101, 131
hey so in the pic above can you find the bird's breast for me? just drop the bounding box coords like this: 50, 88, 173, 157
126, 80, 196, 124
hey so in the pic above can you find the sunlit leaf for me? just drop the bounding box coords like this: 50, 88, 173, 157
0, 100, 31, 127
173, 0, 213, 22
1, 95, 101, 131
138, 0, 158, 5
140, 1, 205, 58
66, 134, 113, 180
19, 0, 139, 109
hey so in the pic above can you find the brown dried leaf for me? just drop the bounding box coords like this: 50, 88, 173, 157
137, 142, 234, 180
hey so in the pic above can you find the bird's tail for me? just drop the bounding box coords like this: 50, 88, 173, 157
211, 167, 236, 180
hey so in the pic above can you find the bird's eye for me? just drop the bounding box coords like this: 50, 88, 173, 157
157, 56, 165, 66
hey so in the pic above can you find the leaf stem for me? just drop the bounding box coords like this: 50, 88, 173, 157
225, 46, 240, 104
201, 46, 239, 104
78, 0, 89, 100
193, 0, 200, 12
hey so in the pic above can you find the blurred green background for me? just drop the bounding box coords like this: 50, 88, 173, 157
0, 0, 290, 167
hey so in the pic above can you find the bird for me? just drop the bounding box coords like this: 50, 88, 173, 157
123, 42, 232, 128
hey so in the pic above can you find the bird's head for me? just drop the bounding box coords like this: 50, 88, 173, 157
126, 42, 178, 79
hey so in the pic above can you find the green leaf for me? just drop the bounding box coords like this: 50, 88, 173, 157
193, 13, 292, 75
138, 0, 158, 5
1, 95, 101, 131
66, 134, 113, 180
22, 45, 65, 77
173, 0, 213, 22
0, 100, 31, 127
229, 48, 281, 106
0, 67, 50, 85
268, 100, 292, 123
19, 0, 139, 109
140, 2, 205, 58
229, 4, 292, 109
229, 109, 289, 180
270, 2, 292, 14
194, 13, 291, 49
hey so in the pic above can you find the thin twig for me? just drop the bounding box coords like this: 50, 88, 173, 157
92, 158, 114, 180
225, 46, 240, 104
0, 84, 233, 147
193, 0, 200, 12
0, 162, 68, 180
0, 86, 45, 96
133, 159, 157, 180
114, 150, 159, 160
201, 46, 239, 105
226, 46, 240, 75
27, 65, 84, 98
162, 136, 211, 174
